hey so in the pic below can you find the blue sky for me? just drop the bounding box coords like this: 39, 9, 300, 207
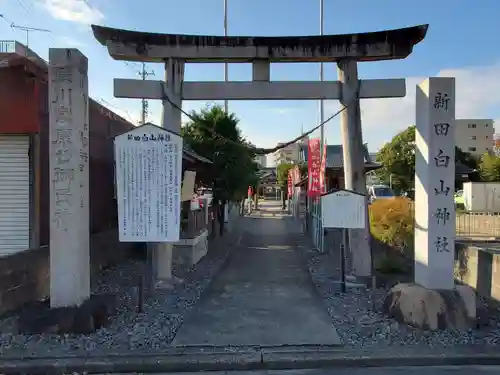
2, 0, 500, 159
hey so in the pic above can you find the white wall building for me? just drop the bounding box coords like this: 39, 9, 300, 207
273, 135, 309, 165
254, 154, 267, 167
455, 119, 494, 156
274, 142, 300, 164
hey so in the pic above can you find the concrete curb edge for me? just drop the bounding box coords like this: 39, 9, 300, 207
3, 351, 500, 374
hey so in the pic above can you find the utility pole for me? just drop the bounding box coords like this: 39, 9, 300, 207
223, 0, 228, 113
139, 62, 155, 124
11, 23, 51, 52
319, 0, 325, 190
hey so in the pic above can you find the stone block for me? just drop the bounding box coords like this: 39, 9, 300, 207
172, 229, 208, 267
383, 283, 474, 330
17, 293, 116, 334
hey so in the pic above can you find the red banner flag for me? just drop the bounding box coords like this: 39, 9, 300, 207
287, 171, 293, 198
307, 138, 322, 197
320, 143, 327, 193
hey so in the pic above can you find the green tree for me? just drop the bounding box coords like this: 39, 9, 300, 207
298, 162, 308, 179
479, 152, 500, 181
456, 147, 479, 170
182, 105, 258, 233
376, 125, 479, 194
276, 162, 294, 208
376, 126, 416, 194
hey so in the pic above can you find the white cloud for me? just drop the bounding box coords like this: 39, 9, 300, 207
39, 0, 104, 24
326, 61, 500, 148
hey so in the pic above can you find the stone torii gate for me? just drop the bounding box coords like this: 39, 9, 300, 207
91, 24, 428, 281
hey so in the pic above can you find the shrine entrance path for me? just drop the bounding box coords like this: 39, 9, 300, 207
172, 200, 341, 347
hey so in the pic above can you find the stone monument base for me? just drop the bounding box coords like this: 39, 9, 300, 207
17, 294, 116, 334
172, 229, 208, 267
383, 283, 479, 330
156, 276, 184, 290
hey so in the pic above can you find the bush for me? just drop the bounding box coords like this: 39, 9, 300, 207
369, 197, 414, 273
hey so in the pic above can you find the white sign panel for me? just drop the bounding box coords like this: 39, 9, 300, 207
321, 190, 366, 229
114, 124, 183, 242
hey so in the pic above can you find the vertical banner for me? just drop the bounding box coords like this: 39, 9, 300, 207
307, 138, 321, 197
320, 143, 327, 193
287, 171, 293, 198
293, 165, 300, 187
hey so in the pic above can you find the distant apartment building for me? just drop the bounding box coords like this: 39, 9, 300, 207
455, 119, 494, 156
254, 154, 267, 167
274, 134, 309, 165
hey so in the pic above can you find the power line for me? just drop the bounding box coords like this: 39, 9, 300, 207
0, 14, 13, 26
139, 62, 155, 124
161, 81, 361, 156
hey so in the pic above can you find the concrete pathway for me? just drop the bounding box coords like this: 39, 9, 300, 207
172, 200, 340, 346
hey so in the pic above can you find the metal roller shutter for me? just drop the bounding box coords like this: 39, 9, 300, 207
0, 135, 30, 256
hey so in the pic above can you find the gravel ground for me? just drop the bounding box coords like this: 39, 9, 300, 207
0, 236, 233, 358
304, 247, 500, 348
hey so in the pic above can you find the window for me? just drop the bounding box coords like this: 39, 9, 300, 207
468, 124, 477, 128
374, 187, 394, 197
471, 136, 477, 140
468, 147, 477, 152
485, 124, 489, 127
486, 136, 489, 139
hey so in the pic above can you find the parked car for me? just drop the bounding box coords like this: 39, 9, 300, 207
367, 184, 395, 203
454, 190, 465, 209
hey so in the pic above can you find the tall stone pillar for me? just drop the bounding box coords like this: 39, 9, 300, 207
337, 59, 372, 278
414, 77, 456, 290
157, 58, 185, 282
48, 49, 90, 307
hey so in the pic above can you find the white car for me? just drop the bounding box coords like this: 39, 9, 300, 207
367, 184, 395, 203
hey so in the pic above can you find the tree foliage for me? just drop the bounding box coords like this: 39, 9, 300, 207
298, 162, 308, 179
375, 126, 416, 194
181, 105, 259, 201
479, 152, 500, 182
376, 125, 479, 193
276, 162, 294, 190
456, 147, 479, 170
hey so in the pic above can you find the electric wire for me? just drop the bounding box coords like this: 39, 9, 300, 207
160, 81, 361, 155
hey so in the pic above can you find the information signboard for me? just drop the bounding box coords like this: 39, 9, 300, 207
114, 123, 183, 242
321, 189, 366, 229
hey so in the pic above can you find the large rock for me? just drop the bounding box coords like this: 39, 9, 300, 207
383, 283, 476, 330
18, 294, 116, 334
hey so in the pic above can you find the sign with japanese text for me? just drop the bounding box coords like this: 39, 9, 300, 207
415, 77, 456, 290
307, 138, 322, 197
114, 124, 183, 242
49, 54, 90, 238
321, 190, 366, 229
287, 171, 293, 198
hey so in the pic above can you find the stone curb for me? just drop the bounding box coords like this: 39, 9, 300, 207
3, 350, 500, 374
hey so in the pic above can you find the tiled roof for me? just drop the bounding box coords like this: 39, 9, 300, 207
300, 144, 379, 168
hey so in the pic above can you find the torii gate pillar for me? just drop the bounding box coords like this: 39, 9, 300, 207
338, 60, 372, 279
155, 59, 185, 286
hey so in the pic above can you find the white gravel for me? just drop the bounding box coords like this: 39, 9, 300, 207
304, 246, 500, 348
0, 240, 231, 358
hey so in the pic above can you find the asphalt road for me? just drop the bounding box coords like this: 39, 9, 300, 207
100, 366, 500, 375
109, 367, 500, 375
